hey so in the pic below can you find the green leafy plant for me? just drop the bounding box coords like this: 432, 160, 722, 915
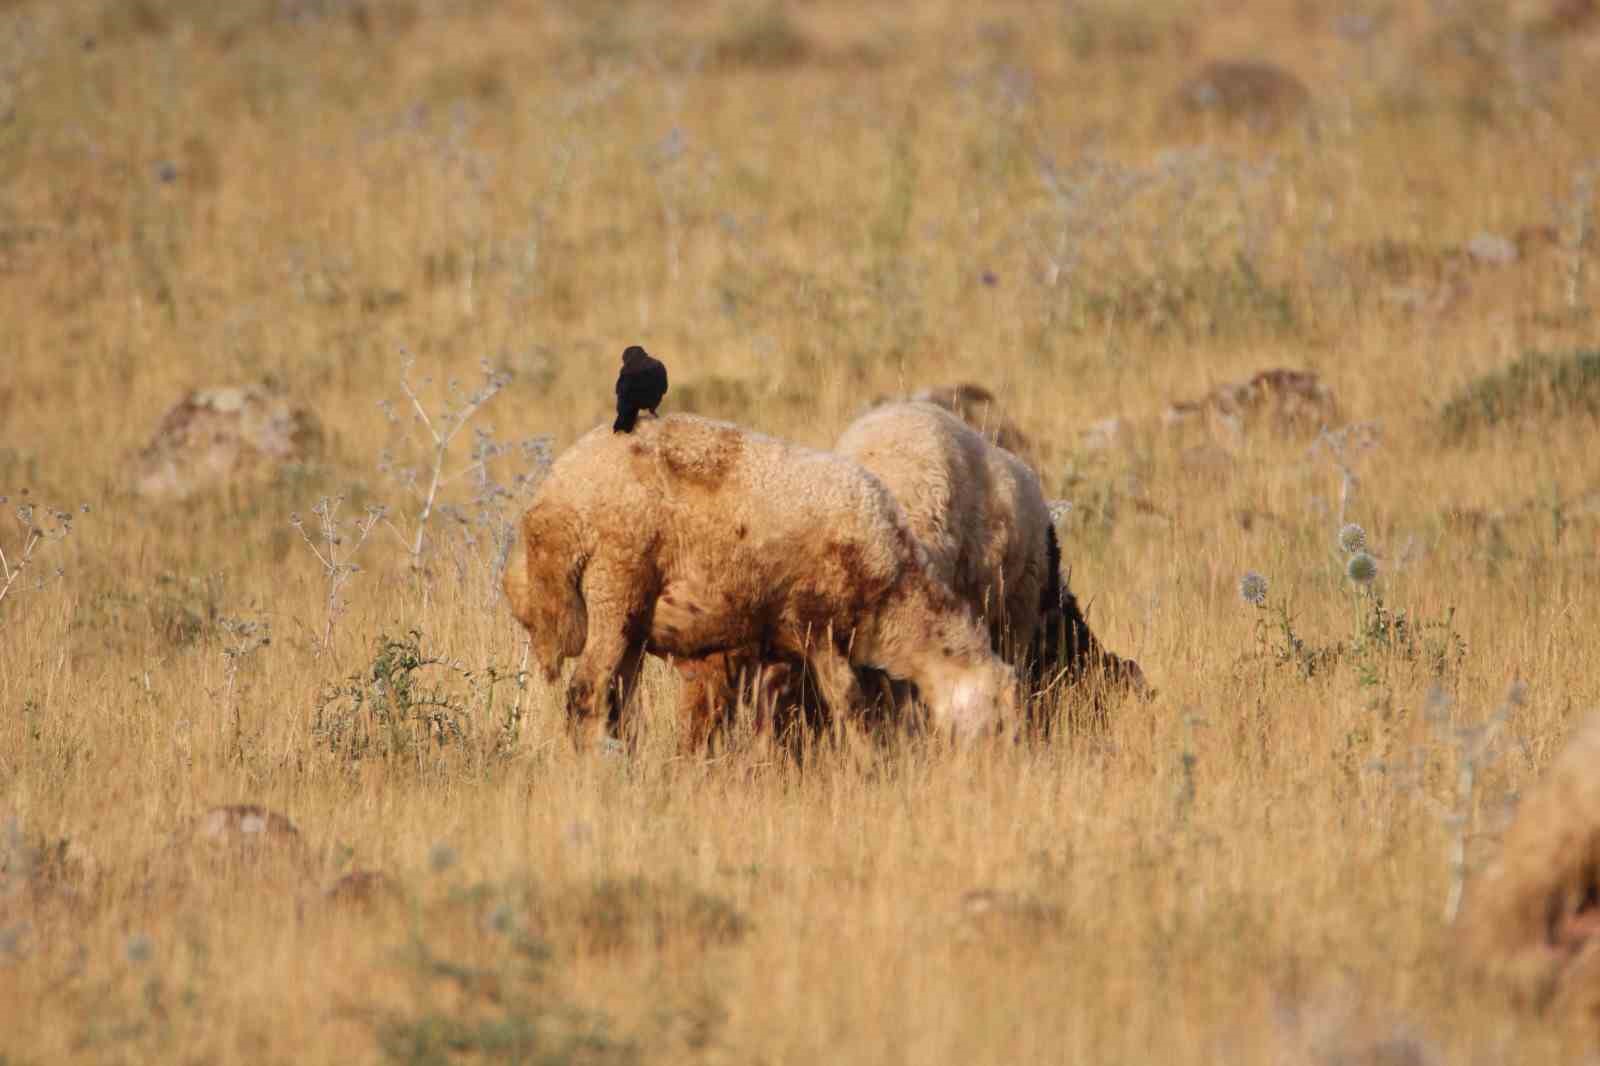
312, 629, 523, 766
1440, 349, 1600, 441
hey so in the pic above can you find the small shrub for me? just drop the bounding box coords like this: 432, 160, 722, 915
311, 629, 522, 765
1440, 349, 1600, 441
516, 877, 751, 957
1077, 256, 1296, 339
354, 893, 637, 1066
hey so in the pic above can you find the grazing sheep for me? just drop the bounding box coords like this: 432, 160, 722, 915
836, 401, 1052, 662
840, 401, 1144, 710
1457, 713, 1600, 1021
677, 402, 1144, 749
503, 414, 1019, 748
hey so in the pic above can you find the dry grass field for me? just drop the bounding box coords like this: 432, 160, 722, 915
3, 0, 1600, 1061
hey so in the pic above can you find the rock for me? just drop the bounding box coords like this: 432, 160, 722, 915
1514, 223, 1561, 257
1080, 415, 1132, 452
324, 869, 400, 908
1534, 0, 1598, 35
1178, 442, 1236, 479
877, 382, 1036, 467
131, 384, 322, 500
186, 803, 312, 875
1466, 231, 1519, 266
1164, 368, 1340, 438
955, 889, 1064, 943
1171, 60, 1311, 134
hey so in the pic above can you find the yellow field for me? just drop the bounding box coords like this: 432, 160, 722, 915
3, 1, 1599, 1061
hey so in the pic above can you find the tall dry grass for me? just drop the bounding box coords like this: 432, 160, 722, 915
2, 0, 1600, 1061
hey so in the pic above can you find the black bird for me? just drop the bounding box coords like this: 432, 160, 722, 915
613, 345, 668, 433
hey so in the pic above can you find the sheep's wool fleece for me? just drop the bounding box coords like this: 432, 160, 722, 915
529, 414, 925, 636
836, 401, 1050, 632
1458, 712, 1600, 1015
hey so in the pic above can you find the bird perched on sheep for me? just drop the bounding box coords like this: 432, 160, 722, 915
503, 413, 1019, 749
1457, 712, 1600, 1022
676, 401, 1144, 749
613, 345, 668, 433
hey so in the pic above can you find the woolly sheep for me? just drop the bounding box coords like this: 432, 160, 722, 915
840, 401, 1142, 696
836, 401, 1052, 661
678, 402, 1144, 749
503, 413, 1019, 748
1457, 712, 1600, 1021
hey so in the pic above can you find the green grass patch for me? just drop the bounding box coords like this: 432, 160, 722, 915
1440, 350, 1600, 441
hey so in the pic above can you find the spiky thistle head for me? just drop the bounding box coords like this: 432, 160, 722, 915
1338, 522, 1367, 554
1239, 571, 1269, 607
1346, 551, 1378, 586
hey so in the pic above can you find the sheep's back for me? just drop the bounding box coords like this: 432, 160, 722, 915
837, 402, 999, 600
548, 414, 913, 584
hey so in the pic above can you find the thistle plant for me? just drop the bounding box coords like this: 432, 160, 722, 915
435, 429, 553, 610
217, 613, 272, 756
290, 496, 383, 663
377, 351, 553, 611
1238, 570, 1269, 607
1345, 551, 1378, 586
1239, 569, 1327, 677
1336, 524, 1426, 678
1174, 712, 1207, 826
0, 496, 84, 622
1558, 161, 1596, 315
1433, 682, 1525, 924
380, 351, 512, 572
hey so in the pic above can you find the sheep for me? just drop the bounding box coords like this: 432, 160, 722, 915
1457, 712, 1600, 1021
838, 402, 1143, 701
676, 402, 1144, 750
503, 413, 1019, 749
835, 401, 1052, 663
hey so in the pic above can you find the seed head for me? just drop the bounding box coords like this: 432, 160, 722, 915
1346, 551, 1378, 586
1238, 571, 1269, 607
1338, 523, 1367, 554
